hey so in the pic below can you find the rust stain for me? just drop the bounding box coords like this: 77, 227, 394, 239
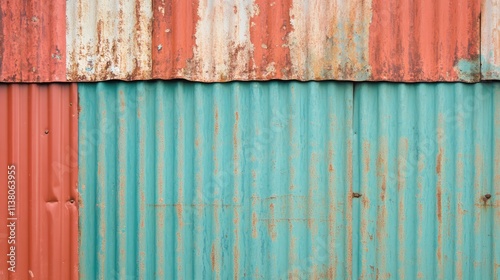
377, 141, 388, 201
363, 141, 370, 172
436, 148, 442, 175
210, 243, 217, 272
214, 107, 219, 136
252, 212, 258, 238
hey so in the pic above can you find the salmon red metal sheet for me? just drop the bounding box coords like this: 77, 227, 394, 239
0, 84, 78, 279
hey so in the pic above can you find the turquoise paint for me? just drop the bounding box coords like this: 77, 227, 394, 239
455, 58, 481, 82
481, 53, 500, 80
79, 81, 354, 279
353, 83, 500, 279
79, 81, 500, 279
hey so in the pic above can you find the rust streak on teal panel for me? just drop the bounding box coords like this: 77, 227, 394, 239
78, 81, 354, 279
353, 83, 500, 280
79, 81, 500, 279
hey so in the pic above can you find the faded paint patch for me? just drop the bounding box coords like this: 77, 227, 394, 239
288, 0, 372, 80
66, 0, 153, 80
481, 0, 500, 80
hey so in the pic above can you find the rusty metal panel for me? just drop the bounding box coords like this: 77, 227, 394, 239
0, 0, 487, 82
66, 0, 481, 82
0, 84, 79, 279
353, 83, 500, 279
67, 0, 372, 82
369, 0, 481, 82
78, 81, 354, 279
0, 1, 67, 82
482, 0, 500, 80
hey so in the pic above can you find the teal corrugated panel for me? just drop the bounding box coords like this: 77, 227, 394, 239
79, 81, 500, 279
78, 81, 354, 279
353, 83, 500, 280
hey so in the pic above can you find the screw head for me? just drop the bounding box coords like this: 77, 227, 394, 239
44, 130, 49, 134
484, 194, 492, 200
353, 193, 362, 198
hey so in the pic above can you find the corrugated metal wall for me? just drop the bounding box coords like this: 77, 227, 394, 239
78, 81, 354, 279
78, 81, 500, 279
0, 84, 79, 279
353, 83, 500, 279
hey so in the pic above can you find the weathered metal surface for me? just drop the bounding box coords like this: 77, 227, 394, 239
64, 0, 482, 82
78, 81, 354, 279
0, 84, 79, 279
482, 0, 500, 80
369, 0, 481, 82
353, 83, 500, 279
0, 0, 491, 82
66, 0, 152, 81
79, 80, 500, 279
0, 1, 67, 82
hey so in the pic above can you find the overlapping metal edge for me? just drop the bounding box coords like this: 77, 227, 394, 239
353, 83, 500, 279
0, 84, 79, 279
78, 81, 354, 279
1, 0, 492, 82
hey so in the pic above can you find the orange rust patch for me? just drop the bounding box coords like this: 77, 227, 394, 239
328, 163, 334, 173
214, 108, 219, 136
210, 243, 217, 271
436, 148, 442, 175
175, 203, 183, 228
